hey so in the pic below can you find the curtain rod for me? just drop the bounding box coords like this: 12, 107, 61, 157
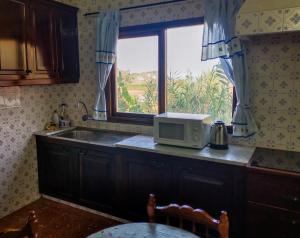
83, 0, 187, 16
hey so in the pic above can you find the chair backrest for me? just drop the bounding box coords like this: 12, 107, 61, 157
147, 194, 229, 238
0, 210, 38, 238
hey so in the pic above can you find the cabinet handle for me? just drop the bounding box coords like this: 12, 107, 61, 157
282, 195, 300, 204
151, 160, 164, 168
291, 220, 298, 225
79, 150, 87, 156
61, 146, 70, 153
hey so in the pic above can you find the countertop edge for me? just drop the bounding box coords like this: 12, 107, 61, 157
34, 127, 76, 136
34, 129, 255, 167
115, 143, 252, 166
115, 135, 255, 167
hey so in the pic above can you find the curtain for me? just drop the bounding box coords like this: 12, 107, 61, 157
202, 0, 257, 137
93, 10, 120, 121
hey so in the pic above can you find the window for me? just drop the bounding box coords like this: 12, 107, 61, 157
116, 35, 159, 114
107, 18, 234, 125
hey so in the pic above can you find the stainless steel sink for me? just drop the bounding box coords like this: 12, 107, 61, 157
54, 128, 134, 145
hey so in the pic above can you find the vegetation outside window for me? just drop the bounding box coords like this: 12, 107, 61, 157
116, 35, 159, 114
107, 18, 235, 125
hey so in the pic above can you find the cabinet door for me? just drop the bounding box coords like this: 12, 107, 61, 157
0, 0, 30, 80
39, 143, 78, 200
30, 0, 58, 79
122, 153, 173, 220
56, 7, 79, 83
247, 170, 300, 212
79, 150, 116, 212
246, 202, 300, 238
176, 162, 233, 217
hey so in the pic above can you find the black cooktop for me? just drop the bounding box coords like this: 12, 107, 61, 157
250, 148, 300, 173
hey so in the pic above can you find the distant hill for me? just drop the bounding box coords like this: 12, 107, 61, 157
118, 70, 158, 83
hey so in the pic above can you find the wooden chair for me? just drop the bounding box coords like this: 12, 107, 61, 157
0, 211, 38, 238
147, 194, 229, 238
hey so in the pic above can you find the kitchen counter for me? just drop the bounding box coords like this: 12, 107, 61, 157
115, 135, 255, 166
249, 148, 300, 173
34, 127, 135, 147
34, 127, 76, 136
35, 128, 255, 166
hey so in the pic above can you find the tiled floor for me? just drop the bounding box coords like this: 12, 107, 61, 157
0, 198, 121, 238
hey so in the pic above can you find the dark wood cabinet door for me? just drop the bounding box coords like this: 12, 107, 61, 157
56, 7, 79, 83
122, 153, 173, 220
0, 0, 30, 80
39, 143, 78, 200
79, 150, 116, 212
30, 0, 58, 79
247, 170, 300, 213
246, 202, 300, 238
176, 161, 233, 217
176, 161, 244, 238
0, 0, 79, 86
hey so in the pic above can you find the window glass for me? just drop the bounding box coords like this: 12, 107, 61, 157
166, 25, 233, 124
116, 36, 158, 114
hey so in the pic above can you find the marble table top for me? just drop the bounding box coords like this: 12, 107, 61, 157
87, 223, 200, 238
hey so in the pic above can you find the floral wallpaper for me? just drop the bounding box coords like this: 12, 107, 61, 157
232, 33, 300, 151
0, 0, 299, 219
236, 7, 300, 35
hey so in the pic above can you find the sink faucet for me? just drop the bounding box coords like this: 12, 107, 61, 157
77, 101, 93, 121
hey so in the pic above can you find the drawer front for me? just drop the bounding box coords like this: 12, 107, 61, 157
175, 162, 233, 217
246, 202, 300, 238
247, 172, 300, 211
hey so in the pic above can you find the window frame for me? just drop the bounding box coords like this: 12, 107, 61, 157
106, 17, 236, 128
107, 25, 165, 124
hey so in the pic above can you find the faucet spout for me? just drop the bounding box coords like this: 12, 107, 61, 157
77, 101, 92, 121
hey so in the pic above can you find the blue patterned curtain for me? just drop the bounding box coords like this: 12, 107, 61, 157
93, 10, 120, 120
202, 0, 257, 137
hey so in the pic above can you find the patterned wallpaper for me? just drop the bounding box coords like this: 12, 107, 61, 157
232, 33, 300, 151
0, 0, 299, 218
236, 7, 300, 35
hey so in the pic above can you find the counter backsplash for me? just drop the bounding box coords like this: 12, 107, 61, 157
0, 0, 299, 220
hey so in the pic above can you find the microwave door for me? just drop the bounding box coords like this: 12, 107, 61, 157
159, 122, 184, 140
156, 121, 188, 146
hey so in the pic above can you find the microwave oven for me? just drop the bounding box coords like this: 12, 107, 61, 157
154, 112, 212, 149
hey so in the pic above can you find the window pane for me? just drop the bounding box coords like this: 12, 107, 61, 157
116, 36, 158, 114
166, 25, 233, 124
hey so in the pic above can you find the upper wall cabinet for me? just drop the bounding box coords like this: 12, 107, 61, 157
0, 0, 79, 86
31, 0, 59, 81
0, 0, 30, 81
236, 0, 300, 36
56, 6, 80, 84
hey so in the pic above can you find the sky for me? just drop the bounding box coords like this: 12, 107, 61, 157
117, 25, 219, 77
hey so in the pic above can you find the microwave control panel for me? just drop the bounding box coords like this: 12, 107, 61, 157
191, 124, 202, 142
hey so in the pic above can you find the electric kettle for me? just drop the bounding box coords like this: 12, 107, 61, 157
209, 120, 228, 150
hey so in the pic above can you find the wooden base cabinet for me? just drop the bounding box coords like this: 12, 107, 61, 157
36, 137, 246, 238
37, 142, 79, 200
246, 168, 300, 238
246, 202, 300, 238
36, 137, 117, 215
118, 149, 245, 238
175, 161, 233, 216
120, 151, 174, 220
78, 149, 117, 213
